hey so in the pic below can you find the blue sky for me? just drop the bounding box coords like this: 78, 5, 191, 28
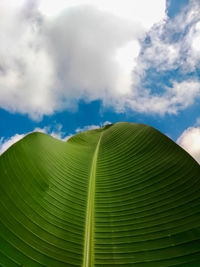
0, 0, 200, 162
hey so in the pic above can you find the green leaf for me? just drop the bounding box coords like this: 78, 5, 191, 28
0, 122, 200, 266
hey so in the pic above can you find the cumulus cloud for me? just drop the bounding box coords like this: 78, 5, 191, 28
0, 0, 166, 119
0, 0, 58, 120
127, 0, 200, 114
177, 126, 200, 163
136, 0, 200, 73
0, 0, 199, 119
45, 6, 143, 101
125, 80, 200, 115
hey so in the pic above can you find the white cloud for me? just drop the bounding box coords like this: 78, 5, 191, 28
0, 0, 166, 119
0, 0, 199, 119
45, 5, 143, 102
135, 0, 200, 73
0, 0, 58, 120
126, 0, 200, 115
125, 79, 200, 115
39, 0, 166, 29
177, 126, 200, 163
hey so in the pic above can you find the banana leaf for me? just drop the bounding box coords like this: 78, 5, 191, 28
0, 122, 200, 266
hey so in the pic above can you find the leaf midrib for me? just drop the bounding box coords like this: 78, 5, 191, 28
83, 133, 102, 267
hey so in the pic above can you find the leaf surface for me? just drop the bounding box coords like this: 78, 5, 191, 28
0, 122, 200, 266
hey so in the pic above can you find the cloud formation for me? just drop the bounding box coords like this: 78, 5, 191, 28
177, 126, 200, 163
128, 0, 200, 114
125, 80, 200, 115
0, 0, 57, 120
0, 0, 199, 119
137, 0, 200, 72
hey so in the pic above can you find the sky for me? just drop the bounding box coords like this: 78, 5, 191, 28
0, 0, 200, 163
